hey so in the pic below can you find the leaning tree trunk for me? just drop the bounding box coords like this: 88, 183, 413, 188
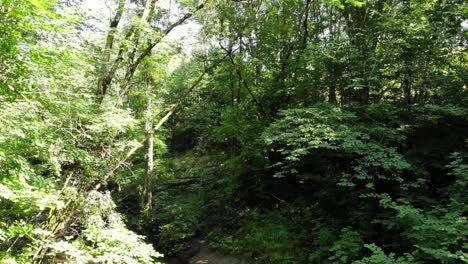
93, 54, 228, 191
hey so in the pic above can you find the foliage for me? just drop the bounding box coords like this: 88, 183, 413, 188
263, 103, 410, 188
353, 244, 416, 264
0, 0, 165, 262
364, 153, 468, 263
47, 191, 163, 264
153, 188, 201, 255
1, 0, 467, 263
209, 208, 307, 264
329, 228, 365, 263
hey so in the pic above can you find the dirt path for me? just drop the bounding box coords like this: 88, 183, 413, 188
163, 239, 253, 264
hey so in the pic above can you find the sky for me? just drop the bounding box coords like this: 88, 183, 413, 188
79, 0, 202, 53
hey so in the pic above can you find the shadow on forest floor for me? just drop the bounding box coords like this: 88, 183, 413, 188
163, 239, 253, 264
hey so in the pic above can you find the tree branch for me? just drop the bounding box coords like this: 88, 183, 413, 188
118, 0, 208, 97
94, 54, 227, 190
222, 49, 269, 119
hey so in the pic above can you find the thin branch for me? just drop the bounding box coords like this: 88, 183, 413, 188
222, 49, 269, 119
3, 83, 53, 125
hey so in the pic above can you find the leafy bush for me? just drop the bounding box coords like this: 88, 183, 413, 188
329, 228, 365, 263
0, 101, 162, 263
48, 191, 163, 264
209, 209, 307, 264
262, 103, 410, 187
150, 187, 202, 255
354, 244, 416, 264
361, 153, 468, 263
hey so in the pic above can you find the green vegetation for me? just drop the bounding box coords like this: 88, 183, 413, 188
0, 0, 467, 263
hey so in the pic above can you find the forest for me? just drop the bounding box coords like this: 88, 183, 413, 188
0, 0, 467, 263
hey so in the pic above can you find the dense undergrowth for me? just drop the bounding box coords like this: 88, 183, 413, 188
134, 103, 466, 264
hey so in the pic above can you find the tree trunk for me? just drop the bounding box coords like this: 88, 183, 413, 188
328, 82, 337, 104
404, 78, 411, 105
96, 0, 126, 103
142, 71, 154, 210
403, 68, 412, 105
97, 0, 206, 103
118, 1, 207, 98
362, 76, 369, 104
230, 75, 235, 105
301, 0, 312, 47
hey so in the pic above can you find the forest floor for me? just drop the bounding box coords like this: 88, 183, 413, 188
163, 239, 253, 264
